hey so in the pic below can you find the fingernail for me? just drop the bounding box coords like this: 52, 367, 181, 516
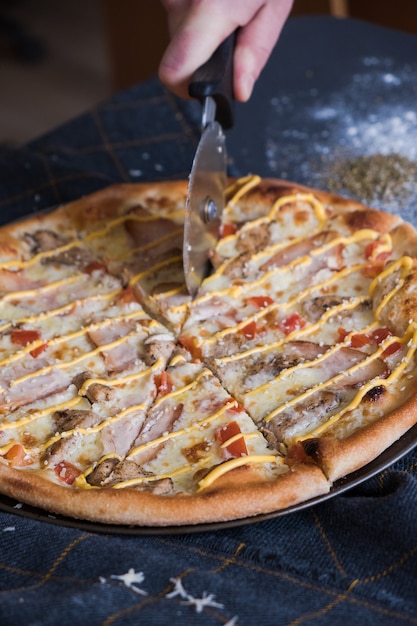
240, 74, 254, 102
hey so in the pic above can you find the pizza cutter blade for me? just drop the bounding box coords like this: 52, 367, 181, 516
183, 34, 235, 297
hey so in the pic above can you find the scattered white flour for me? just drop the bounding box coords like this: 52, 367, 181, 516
266, 55, 417, 217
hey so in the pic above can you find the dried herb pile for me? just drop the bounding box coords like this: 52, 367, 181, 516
324, 153, 417, 205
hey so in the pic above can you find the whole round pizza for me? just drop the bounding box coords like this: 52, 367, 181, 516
0, 175, 416, 527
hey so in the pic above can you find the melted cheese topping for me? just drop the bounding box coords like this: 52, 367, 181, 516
0, 176, 415, 498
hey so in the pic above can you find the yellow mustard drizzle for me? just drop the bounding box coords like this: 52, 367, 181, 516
0, 241, 82, 271
225, 174, 261, 204
17, 290, 121, 325
0, 396, 83, 431
0, 275, 82, 304
127, 400, 236, 459
0, 441, 30, 456
263, 335, 398, 424
205, 263, 368, 355
9, 327, 150, 388
0, 338, 46, 367
219, 431, 260, 449
367, 233, 393, 261
113, 454, 281, 491
270, 193, 327, 223
38, 402, 149, 452
205, 229, 378, 297
216, 295, 370, 364
370, 256, 414, 320
84, 211, 183, 244
152, 285, 185, 301
74, 400, 237, 489
293, 324, 417, 442
111, 463, 199, 490
369, 255, 413, 297
115, 227, 183, 262
78, 357, 164, 395
0, 308, 148, 369
0, 289, 122, 335
197, 454, 280, 491
216, 190, 328, 260
243, 321, 379, 400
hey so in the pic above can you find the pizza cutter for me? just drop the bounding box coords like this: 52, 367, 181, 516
183, 34, 235, 297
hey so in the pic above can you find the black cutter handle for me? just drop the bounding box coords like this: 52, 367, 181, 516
188, 32, 235, 130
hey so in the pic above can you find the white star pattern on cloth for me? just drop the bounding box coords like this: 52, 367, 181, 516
166, 577, 225, 614
107, 569, 148, 595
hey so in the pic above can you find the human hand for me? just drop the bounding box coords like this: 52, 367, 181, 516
158, 0, 294, 102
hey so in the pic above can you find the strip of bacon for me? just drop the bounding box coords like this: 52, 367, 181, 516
0, 368, 71, 413
0, 269, 43, 293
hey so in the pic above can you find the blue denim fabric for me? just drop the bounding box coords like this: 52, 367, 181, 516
0, 16, 417, 626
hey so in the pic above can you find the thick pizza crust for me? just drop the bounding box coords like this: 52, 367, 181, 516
303, 389, 417, 482
0, 460, 329, 526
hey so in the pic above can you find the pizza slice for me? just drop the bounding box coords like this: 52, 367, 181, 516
63, 182, 191, 333
0, 346, 331, 526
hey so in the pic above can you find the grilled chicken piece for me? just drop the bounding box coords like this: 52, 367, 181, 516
43, 409, 103, 465
302, 295, 347, 322
260, 230, 338, 272
42, 245, 97, 269
24, 229, 67, 253
87, 457, 173, 493
222, 251, 253, 279
262, 390, 340, 445
144, 334, 175, 366
236, 222, 271, 253
72, 371, 117, 402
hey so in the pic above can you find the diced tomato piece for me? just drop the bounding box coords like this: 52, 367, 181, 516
364, 241, 377, 260
83, 261, 107, 274
337, 327, 350, 342
350, 333, 370, 348
156, 370, 173, 396
382, 341, 402, 358
371, 327, 392, 345
247, 295, 274, 309
279, 312, 306, 335
286, 442, 312, 465
216, 421, 248, 458
116, 287, 139, 305
54, 461, 81, 485
30, 342, 48, 358
364, 241, 390, 263
4, 444, 32, 467
362, 260, 388, 278
178, 334, 202, 359
11, 329, 41, 346
225, 400, 246, 414
239, 320, 257, 339
220, 223, 237, 238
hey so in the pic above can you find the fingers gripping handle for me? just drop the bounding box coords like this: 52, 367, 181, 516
188, 32, 235, 130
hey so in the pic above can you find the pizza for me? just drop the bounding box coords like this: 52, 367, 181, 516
0, 175, 417, 527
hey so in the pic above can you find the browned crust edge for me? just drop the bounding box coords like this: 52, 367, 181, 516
0, 177, 405, 261
305, 390, 417, 482
0, 461, 329, 527
0, 181, 190, 261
